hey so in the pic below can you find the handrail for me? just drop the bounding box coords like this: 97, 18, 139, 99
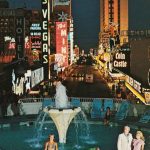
18, 97, 127, 104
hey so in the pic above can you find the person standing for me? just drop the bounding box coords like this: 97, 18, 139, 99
117, 126, 133, 150
104, 107, 111, 125
53, 77, 68, 108
44, 134, 58, 150
132, 131, 145, 150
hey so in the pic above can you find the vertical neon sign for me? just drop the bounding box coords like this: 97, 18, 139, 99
41, 0, 50, 79
56, 22, 68, 67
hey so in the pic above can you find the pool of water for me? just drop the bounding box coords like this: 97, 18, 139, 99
0, 122, 150, 150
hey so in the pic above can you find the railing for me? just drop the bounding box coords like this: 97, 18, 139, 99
18, 97, 125, 104
16, 97, 149, 117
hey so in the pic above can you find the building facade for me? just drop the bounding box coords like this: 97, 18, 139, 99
130, 39, 150, 88
100, 0, 128, 45
0, 6, 41, 63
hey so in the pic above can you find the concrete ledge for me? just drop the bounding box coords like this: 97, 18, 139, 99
2, 124, 10, 128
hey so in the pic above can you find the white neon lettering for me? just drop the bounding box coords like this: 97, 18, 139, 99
42, 9, 47, 18
43, 55, 48, 63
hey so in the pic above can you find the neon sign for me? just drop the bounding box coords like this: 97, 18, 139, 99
56, 22, 68, 67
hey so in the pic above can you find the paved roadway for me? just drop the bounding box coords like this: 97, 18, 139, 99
64, 65, 112, 98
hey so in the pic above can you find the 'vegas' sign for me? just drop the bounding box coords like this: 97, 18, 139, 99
41, 0, 49, 79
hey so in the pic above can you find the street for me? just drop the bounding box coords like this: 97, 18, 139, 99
64, 65, 112, 98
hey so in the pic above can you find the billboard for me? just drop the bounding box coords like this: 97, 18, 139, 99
31, 67, 44, 88
41, 0, 49, 79
126, 75, 142, 93
113, 49, 130, 74
30, 23, 41, 61
12, 69, 31, 95
15, 16, 25, 59
56, 22, 68, 67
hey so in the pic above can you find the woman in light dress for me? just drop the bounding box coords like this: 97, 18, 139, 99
132, 131, 145, 150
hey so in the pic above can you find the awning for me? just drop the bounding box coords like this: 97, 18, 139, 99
125, 82, 147, 105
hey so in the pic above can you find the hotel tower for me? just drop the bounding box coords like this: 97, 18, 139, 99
100, 0, 128, 45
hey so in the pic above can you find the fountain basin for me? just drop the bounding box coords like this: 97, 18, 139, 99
44, 107, 81, 143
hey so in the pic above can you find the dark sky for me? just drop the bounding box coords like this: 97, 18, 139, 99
129, 0, 150, 30
72, 0, 100, 51
8, 0, 100, 51
8, 0, 41, 9
8, 0, 150, 50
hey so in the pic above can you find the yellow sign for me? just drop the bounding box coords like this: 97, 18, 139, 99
145, 92, 150, 103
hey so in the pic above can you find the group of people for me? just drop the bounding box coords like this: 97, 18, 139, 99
44, 78, 145, 150
44, 126, 145, 150
117, 126, 145, 150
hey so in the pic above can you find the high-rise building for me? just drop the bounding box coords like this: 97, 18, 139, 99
100, 0, 128, 44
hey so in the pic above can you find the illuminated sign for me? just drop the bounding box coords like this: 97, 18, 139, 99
144, 92, 150, 103
42, 0, 49, 79
15, 16, 25, 59
7, 36, 30, 49
30, 23, 41, 33
56, 22, 68, 67
8, 42, 29, 49
113, 50, 130, 74
12, 70, 31, 95
69, 31, 74, 64
114, 53, 127, 67
4, 36, 13, 42
30, 23, 42, 61
126, 75, 142, 93
31, 67, 44, 88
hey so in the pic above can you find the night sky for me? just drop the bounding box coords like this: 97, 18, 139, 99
72, 0, 100, 51
8, 0, 150, 51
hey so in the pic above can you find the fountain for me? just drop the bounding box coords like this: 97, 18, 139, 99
43, 79, 81, 143
43, 107, 81, 143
